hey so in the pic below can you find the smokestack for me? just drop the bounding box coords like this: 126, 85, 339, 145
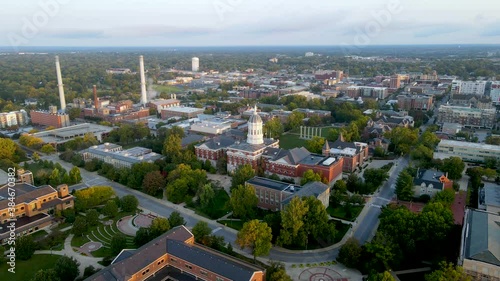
55, 56, 66, 112
139, 55, 147, 105
93, 85, 98, 111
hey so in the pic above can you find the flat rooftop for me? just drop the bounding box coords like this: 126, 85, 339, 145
483, 183, 500, 208
246, 177, 300, 192
163, 107, 204, 113
438, 140, 500, 151
33, 123, 114, 144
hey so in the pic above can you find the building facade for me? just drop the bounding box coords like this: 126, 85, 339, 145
434, 140, 500, 163
86, 226, 265, 281
323, 135, 369, 173
453, 80, 487, 95
161, 107, 204, 119
82, 143, 163, 168
0, 110, 29, 128
30, 107, 70, 128
397, 94, 433, 111
0, 170, 74, 244
491, 81, 500, 106
437, 105, 495, 129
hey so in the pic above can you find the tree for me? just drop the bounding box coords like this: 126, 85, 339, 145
102, 200, 119, 218
411, 144, 434, 165
134, 227, 152, 247
0, 245, 4, 264
68, 166, 82, 184
166, 178, 190, 203
121, 195, 139, 212
32, 152, 40, 162
72, 216, 88, 236
365, 233, 400, 271
168, 211, 186, 227
229, 185, 258, 219
198, 183, 215, 208
142, 171, 166, 196
231, 164, 255, 190
363, 168, 389, 190
338, 238, 362, 268
278, 197, 309, 246
128, 162, 160, 189
110, 234, 128, 255
0, 138, 16, 161
303, 196, 336, 245
432, 189, 455, 206
40, 144, 56, 154
192, 221, 212, 244
266, 261, 292, 281
286, 111, 305, 130
264, 117, 284, 139
420, 131, 440, 149
306, 136, 325, 154
385, 127, 418, 155
48, 168, 61, 187
30, 269, 61, 281
54, 256, 80, 281
368, 271, 396, 281
16, 235, 36, 260
333, 179, 347, 193
162, 133, 182, 163
236, 220, 273, 263
74, 186, 115, 210
300, 169, 322, 185
440, 157, 465, 180
83, 265, 99, 278
86, 209, 100, 226
425, 262, 471, 281
150, 217, 171, 237
395, 171, 414, 201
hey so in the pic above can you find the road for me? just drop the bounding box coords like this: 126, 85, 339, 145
42, 154, 409, 263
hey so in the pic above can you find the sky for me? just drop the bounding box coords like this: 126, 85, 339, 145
2, 0, 500, 47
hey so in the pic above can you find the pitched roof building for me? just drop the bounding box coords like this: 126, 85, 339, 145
86, 226, 265, 281
323, 135, 369, 173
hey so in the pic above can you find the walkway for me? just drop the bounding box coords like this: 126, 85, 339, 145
34, 234, 103, 275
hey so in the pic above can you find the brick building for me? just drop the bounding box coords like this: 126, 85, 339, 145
86, 226, 265, 281
323, 135, 369, 173
397, 94, 433, 111
437, 105, 496, 129
30, 106, 70, 128
0, 169, 74, 244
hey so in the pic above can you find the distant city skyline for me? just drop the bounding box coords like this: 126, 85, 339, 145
2, 0, 499, 48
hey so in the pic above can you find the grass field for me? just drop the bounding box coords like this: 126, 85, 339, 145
327, 205, 364, 222
280, 126, 336, 149
217, 220, 245, 231
0, 254, 60, 281
153, 84, 183, 94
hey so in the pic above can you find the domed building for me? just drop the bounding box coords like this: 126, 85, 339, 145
225, 105, 279, 173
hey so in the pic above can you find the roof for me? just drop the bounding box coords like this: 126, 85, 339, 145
270, 147, 311, 165
246, 177, 299, 192
0, 183, 57, 210
166, 240, 263, 281
0, 213, 51, 235
438, 140, 500, 151
163, 107, 204, 114
0, 170, 8, 186
197, 136, 235, 150
228, 138, 278, 153
452, 191, 467, 225
413, 169, 449, 189
83, 146, 164, 165
297, 181, 329, 198
86, 226, 194, 281
483, 183, 500, 208
463, 210, 500, 266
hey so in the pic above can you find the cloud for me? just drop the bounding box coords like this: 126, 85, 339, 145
413, 25, 464, 38
44, 29, 108, 39
480, 22, 500, 36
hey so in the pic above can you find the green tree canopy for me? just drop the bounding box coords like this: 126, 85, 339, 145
110, 234, 128, 255
440, 157, 465, 180
229, 185, 258, 219
168, 211, 186, 228
121, 195, 139, 212
300, 169, 322, 185
192, 221, 212, 244
395, 171, 414, 201
231, 164, 256, 190
278, 196, 309, 246
425, 262, 471, 281
150, 217, 171, 237
16, 235, 36, 260
54, 256, 80, 281
236, 219, 273, 262
338, 238, 362, 268
306, 136, 326, 154
142, 170, 166, 196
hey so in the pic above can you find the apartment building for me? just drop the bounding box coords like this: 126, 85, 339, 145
437, 105, 495, 129
490, 81, 500, 106
86, 226, 265, 281
0, 170, 74, 244
434, 140, 500, 163
0, 110, 29, 128
453, 80, 487, 95
347, 86, 389, 100
397, 94, 433, 111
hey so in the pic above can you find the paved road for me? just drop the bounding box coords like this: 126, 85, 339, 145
43, 154, 409, 263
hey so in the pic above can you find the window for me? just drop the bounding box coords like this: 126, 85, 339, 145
200, 270, 207, 275
20, 207, 24, 210
170, 258, 177, 262
185, 264, 192, 270
216, 277, 224, 281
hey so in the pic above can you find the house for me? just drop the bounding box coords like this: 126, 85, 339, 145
413, 169, 453, 197
86, 226, 265, 281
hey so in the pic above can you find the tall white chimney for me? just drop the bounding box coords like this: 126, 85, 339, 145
139, 55, 148, 105
55, 56, 66, 112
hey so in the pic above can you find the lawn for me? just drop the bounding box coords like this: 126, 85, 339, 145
327, 205, 364, 221
278, 134, 308, 149
217, 220, 245, 231
333, 222, 351, 243
29, 229, 49, 240
71, 234, 90, 247
0, 254, 60, 281
153, 84, 183, 94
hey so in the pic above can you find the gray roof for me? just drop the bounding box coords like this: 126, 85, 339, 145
271, 147, 311, 165
228, 138, 277, 152
166, 240, 262, 281
483, 183, 500, 208
198, 136, 235, 150
246, 177, 299, 192
413, 169, 446, 189
464, 210, 500, 266
297, 181, 329, 198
